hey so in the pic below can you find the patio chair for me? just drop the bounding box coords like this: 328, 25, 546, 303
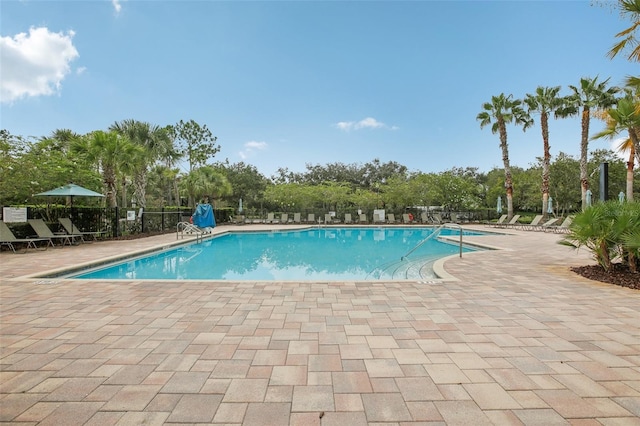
293, 213, 301, 224
59, 218, 107, 241
28, 219, 81, 246
533, 217, 560, 232
548, 216, 573, 233
358, 213, 368, 224
265, 213, 276, 224
0, 221, 53, 253
517, 215, 543, 230
487, 214, 507, 227
280, 213, 289, 224
344, 213, 352, 224
501, 214, 521, 228
324, 213, 332, 224
387, 213, 396, 224
306, 213, 315, 224
420, 212, 429, 224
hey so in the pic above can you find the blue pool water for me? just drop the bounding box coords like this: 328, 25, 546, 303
70, 227, 486, 281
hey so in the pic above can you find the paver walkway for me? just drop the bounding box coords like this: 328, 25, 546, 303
1, 224, 639, 425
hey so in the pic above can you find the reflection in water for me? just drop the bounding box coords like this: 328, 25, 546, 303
74, 227, 480, 281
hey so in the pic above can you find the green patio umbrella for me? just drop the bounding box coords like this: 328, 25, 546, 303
36, 183, 104, 205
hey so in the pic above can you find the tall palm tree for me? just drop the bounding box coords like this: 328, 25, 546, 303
608, 0, 640, 62
477, 93, 533, 220
566, 77, 619, 209
524, 86, 568, 219
71, 131, 140, 207
110, 120, 176, 208
592, 96, 640, 201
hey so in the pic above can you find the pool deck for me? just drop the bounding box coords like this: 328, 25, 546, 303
1, 224, 639, 425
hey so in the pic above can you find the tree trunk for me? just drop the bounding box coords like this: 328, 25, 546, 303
541, 111, 551, 219
498, 118, 514, 220
133, 169, 147, 208
628, 128, 637, 202
580, 108, 590, 210
102, 166, 118, 208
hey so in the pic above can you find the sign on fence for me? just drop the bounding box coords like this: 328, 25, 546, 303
2, 207, 27, 223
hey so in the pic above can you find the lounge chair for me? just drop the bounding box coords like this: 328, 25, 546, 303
358, 213, 368, 224
402, 213, 413, 224
387, 213, 396, 224
324, 213, 332, 224
501, 214, 521, 228
59, 218, 107, 241
517, 215, 543, 230
548, 216, 573, 233
533, 217, 559, 232
487, 214, 507, 227
0, 221, 52, 252
432, 213, 443, 224
293, 213, 301, 224
306, 213, 315, 224
265, 213, 276, 224
420, 212, 429, 224
280, 213, 289, 224
344, 213, 352, 224
373, 213, 384, 224
449, 213, 459, 223
28, 219, 81, 246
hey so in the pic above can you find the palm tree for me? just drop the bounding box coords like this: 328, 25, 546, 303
71, 131, 140, 207
566, 77, 619, 209
109, 120, 176, 208
477, 94, 533, 220
524, 86, 568, 219
608, 0, 640, 62
180, 166, 232, 207
592, 95, 640, 201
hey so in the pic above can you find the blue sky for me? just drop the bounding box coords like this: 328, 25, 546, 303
1, 0, 636, 178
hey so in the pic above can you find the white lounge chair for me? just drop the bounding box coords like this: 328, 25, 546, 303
280, 213, 289, 224
293, 213, 301, 224
344, 213, 352, 224
387, 213, 396, 224
306, 213, 315, 223
358, 214, 368, 224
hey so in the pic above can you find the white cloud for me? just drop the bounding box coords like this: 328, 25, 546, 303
334, 117, 398, 132
239, 140, 268, 159
112, 0, 122, 14
0, 27, 79, 103
76, 66, 87, 75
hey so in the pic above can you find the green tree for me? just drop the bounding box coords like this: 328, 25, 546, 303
477, 93, 533, 220
525, 86, 568, 218
169, 119, 220, 172
566, 76, 619, 209
180, 166, 232, 207
608, 0, 640, 62
592, 95, 640, 201
110, 120, 175, 208
213, 161, 268, 212
72, 131, 141, 207
549, 152, 581, 215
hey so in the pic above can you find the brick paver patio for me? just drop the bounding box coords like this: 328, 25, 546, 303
1, 224, 639, 425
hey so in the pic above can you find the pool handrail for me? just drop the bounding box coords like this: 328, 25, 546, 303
401, 223, 463, 260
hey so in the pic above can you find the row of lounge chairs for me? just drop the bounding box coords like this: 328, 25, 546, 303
487, 214, 573, 233
0, 218, 106, 253
234, 212, 451, 225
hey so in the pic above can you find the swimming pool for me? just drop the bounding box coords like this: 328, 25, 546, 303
69, 227, 487, 281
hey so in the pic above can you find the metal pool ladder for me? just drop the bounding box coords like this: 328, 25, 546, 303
176, 222, 205, 243
401, 223, 464, 260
